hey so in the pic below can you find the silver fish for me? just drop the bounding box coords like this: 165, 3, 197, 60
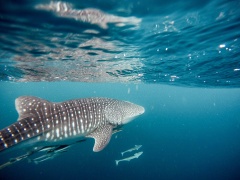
115, 151, 143, 166
33, 147, 68, 164
0, 96, 144, 152
0, 139, 86, 170
121, 145, 142, 156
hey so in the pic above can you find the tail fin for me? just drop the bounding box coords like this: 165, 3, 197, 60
115, 160, 119, 166
0, 96, 53, 152
121, 152, 124, 156
0, 117, 42, 152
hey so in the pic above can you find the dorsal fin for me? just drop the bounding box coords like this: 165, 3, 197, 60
15, 96, 51, 121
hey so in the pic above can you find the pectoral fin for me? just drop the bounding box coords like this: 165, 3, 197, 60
87, 124, 113, 152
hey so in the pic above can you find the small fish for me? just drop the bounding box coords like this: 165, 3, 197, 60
121, 145, 142, 156
38, 146, 56, 152
33, 156, 54, 164
115, 151, 143, 166
0, 153, 30, 170
52, 145, 70, 153
0, 139, 86, 169
33, 151, 66, 164
33, 154, 57, 164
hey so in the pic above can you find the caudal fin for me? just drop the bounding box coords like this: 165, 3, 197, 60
0, 96, 53, 152
115, 160, 119, 166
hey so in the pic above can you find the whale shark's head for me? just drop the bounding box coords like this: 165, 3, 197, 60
104, 100, 145, 125
119, 101, 145, 124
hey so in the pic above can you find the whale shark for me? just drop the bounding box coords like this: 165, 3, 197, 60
0, 96, 144, 153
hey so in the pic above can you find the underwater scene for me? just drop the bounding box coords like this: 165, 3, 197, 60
0, 0, 240, 180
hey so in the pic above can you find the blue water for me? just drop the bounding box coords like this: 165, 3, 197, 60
0, 0, 240, 179
0, 82, 240, 180
0, 0, 240, 87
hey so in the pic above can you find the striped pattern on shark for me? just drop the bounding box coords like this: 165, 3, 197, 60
0, 96, 144, 152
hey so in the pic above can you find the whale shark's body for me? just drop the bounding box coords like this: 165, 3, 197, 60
0, 96, 144, 153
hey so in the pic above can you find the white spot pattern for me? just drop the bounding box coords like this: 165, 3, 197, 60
1, 96, 143, 151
